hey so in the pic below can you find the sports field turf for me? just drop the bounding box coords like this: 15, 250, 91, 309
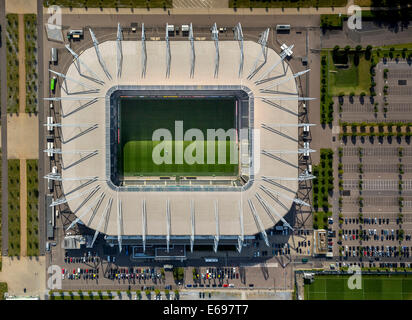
118, 97, 238, 177
304, 275, 412, 300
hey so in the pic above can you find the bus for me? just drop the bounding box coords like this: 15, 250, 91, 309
204, 258, 218, 263
50, 76, 56, 92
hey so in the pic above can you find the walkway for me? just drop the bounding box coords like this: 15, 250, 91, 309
0, 256, 46, 297
42, 1, 372, 16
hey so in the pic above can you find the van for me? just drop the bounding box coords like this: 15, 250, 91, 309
308, 164, 312, 174
107, 256, 110, 263
51, 47, 58, 64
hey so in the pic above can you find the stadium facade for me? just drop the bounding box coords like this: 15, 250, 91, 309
46, 23, 312, 255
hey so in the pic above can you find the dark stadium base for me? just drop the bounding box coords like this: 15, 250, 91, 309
104, 234, 255, 259
106, 86, 253, 192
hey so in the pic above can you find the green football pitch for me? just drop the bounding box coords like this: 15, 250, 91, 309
304, 275, 412, 300
118, 97, 238, 177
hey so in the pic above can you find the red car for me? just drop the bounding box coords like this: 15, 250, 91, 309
62, 268, 65, 274
70, 258, 73, 263
73, 269, 75, 274
223, 284, 228, 287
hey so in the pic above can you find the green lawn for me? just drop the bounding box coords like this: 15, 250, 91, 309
305, 275, 412, 300
312, 148, 333, 223
0, 283, 8, 300
327, 51, 371, 96
24, 14, 38, 114
8, 160, 20, 256
6, 14, 19, 114
118, 97, 238, 177
229, 0, 347, 8
26, 160, 39, 257
44, 0, 172, 8
123, 140, 237, 176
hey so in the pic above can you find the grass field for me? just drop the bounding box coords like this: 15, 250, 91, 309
118, 97, 238, 177
305, 275, 412, 300
327, 51, 371, 96
8, 160, 20, 256
26, 160, 39, 257
0, 283, 7, 300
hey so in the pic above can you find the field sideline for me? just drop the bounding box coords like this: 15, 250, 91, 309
304, 275, 412, 300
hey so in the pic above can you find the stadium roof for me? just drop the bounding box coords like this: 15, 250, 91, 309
47, 24, 309, 251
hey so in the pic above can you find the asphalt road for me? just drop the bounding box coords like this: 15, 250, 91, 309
38, 0, 46, 256
0, 0, 8, 257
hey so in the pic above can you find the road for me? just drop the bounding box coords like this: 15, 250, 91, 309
37, 0, 46, 256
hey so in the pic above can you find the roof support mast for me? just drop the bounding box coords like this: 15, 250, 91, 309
247, 28, 269, 80
190, 200, 195, 253
248, 199, 270, 247
166, 23, 171, 78
89, 28, 112, 80
211, 23, 219, 78
142, 199, 147, 252
48, 69, 100, 94
237, 200, 244, 253
141, 23, 147, 78
65, 45, 105, 85
213, 200, 219, 253
89, 198, 113, 248
166, 199, 171, 252
116, 23, 123, 78
117, 198, 123, 253
234, 22, 244, 78
189, 23, 195, 78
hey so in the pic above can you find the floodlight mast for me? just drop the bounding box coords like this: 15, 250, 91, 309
166, 23, 171, 78
116, 23, 123, 78
141, 23, 147, 78
89, 28, 112, 80
234, 22, 244, 78
189, 23, 195, 78
211, 23, 219, 78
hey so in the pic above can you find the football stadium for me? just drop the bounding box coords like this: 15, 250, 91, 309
46, 23, 313, 256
